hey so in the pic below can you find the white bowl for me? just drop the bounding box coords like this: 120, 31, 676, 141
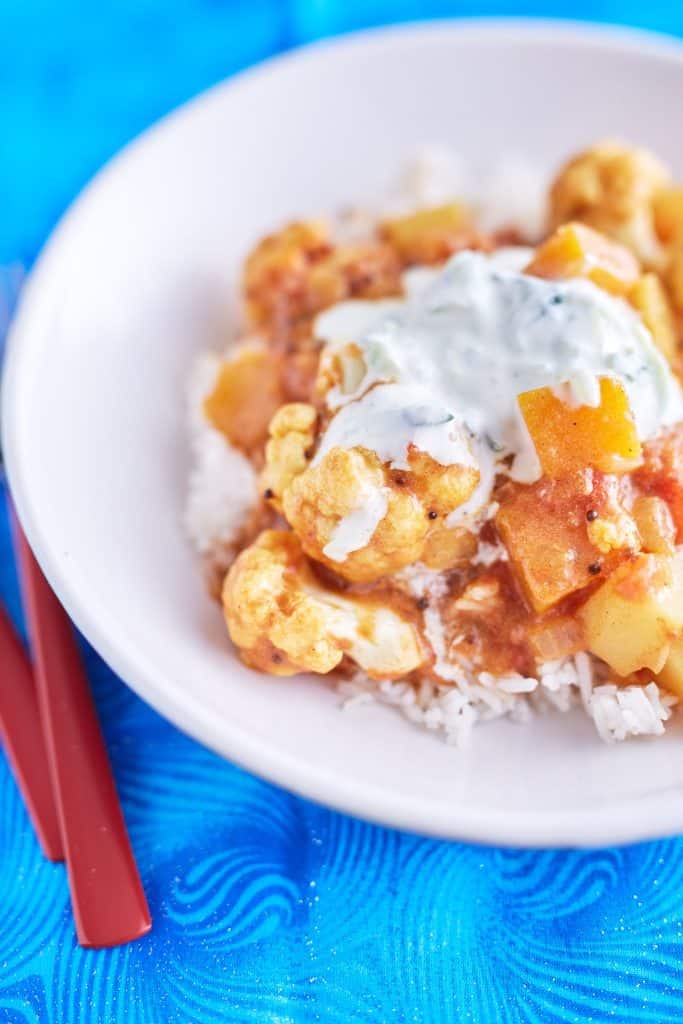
5, 20, 683, 847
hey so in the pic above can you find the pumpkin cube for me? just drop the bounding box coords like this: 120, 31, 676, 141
653, 187, 683, 244
380, 203, 474, 265
629, 273, 678, 364
204, 343, 284, 454
496, 472, 633, 613
517, 378, 642, 478
579, 551, 683, 676
525, 221, 640, 296
664, 246, 683, 313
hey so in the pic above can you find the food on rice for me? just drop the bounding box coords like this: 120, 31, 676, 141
187, 141, 683, 745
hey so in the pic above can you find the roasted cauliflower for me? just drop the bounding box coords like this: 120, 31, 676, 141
548, 142, 670, 263
282, 446, 427, 581
223, 530, 424, 677
243, 220, 402, 343
281, 444, 478, 581
255, 387, 480, 585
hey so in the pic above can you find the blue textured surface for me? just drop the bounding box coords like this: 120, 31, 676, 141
3, 2, 683, 1020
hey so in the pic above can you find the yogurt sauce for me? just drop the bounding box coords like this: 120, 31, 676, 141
314, 249, 683, 559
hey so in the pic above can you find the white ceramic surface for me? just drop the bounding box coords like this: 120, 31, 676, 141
5, 21, 683, 847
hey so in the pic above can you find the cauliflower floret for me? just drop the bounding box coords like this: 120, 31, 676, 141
243, 220, 402, 343
405, 450, 480, 515
310, 244, 403, 303
281, 445, 479, 582
549, 142, 670, 264
243, 220, 331, 329
223, 530, 424, 678
283, 447, 426, 581
259, 403, 318, 509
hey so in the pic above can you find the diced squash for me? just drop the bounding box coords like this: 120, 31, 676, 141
380, 203, 475, 265
496, 472, 634, 613
629, 273, 678, 364
653, 187, 683, 244
204, 343, 284, 453
517, 378, 642, 478
664, 246, 683, 313
632, 496, 676, 556
579, 551, 683, 676
525, 222, 640, 296
657, 633, 683, 698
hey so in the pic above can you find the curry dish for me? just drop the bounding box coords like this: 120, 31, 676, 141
187, 142, 683, 744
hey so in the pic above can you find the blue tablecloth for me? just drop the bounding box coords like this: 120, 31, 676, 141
3, 3, 683, 1021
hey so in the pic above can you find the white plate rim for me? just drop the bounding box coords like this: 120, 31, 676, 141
5, 18, 683, 848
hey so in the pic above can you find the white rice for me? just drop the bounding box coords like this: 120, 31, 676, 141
474, 154, 550, 239
339, 656, 675, 748
588, 682, 676, 743
335, 145, 550, 243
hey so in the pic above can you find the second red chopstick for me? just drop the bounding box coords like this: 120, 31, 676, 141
13, 524, 152, 948
0, 602, 63, 861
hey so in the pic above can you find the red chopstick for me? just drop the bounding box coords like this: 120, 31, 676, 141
0, 603, 64, 861
13, 525, 152, 948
